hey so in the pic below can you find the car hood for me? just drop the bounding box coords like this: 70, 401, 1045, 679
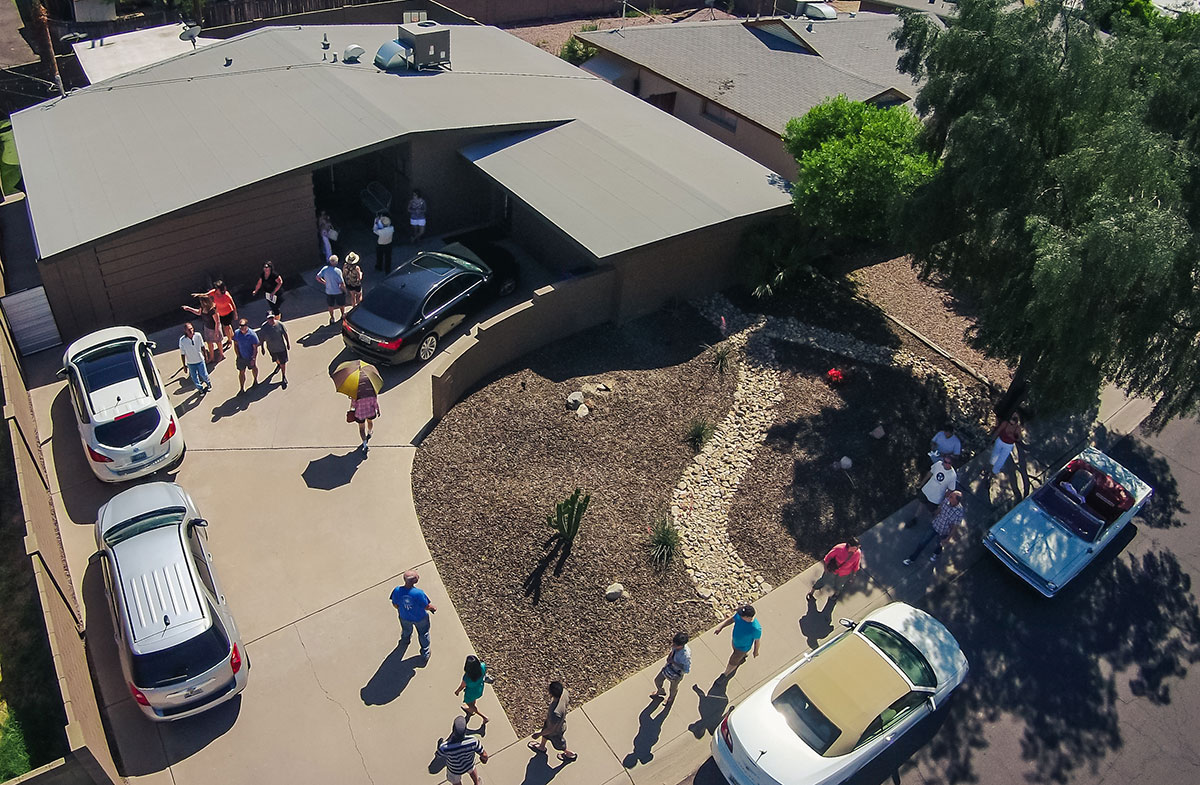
98, 482, 189, 534
988, 500, 1091, 586
730, 679, 845, 785
864, 603, 968, 687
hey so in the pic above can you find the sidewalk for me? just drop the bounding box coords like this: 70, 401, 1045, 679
472, 385, 1156, 785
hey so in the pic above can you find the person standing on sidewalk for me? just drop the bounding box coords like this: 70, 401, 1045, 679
984, 411, 1024, 478
650, 631, 692, 707
408, 189, 427, 243
715, 604, 761, 678
806, 537, 862, 603
373, 214, 395, 272
529, 681, 576, 763
258, 312, 290, 390
316, 255, 346, 324
231, 319, 260, 393
437, 716, 488, 785
192, 281, 237, 350
390, 571, 436, 661
908, 455, 957, 528
904, 490, 965, 565
343, 252, 364, 307
455, 655, 490, 726
178, 323, 211, 393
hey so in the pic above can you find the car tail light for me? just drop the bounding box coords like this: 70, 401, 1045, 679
130, 684, 150, 706
719, 715, 733, 751
379, 335, 404, 350
230, 644, 243, 674
87, 445, 113, 463
160, 416, 176, 444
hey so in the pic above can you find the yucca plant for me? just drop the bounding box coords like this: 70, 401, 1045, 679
685, 418, 716, 452
648, 516, 681, 570
705, 342, 732, 376
546, 488, 591, 544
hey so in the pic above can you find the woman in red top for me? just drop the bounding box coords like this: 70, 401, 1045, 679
806, 537, 862, 603
192, 281, 237, 349
986, 411, 1024, 477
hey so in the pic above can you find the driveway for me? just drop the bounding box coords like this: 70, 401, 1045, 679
24, 268, 524, 784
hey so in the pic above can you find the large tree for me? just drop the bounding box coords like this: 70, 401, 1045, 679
892, 0, 1200, 419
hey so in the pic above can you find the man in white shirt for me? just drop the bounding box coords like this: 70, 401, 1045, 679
908, 455, 957, 528
373, 214, 395, 273
179, 323, 212, 393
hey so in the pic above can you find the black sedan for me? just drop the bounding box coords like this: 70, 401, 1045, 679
341, 242, 518, 364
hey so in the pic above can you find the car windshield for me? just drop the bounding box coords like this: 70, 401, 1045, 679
76, 341, 144, 394
413, 252, 484, 275
772, 684, 840, 754
359, 284, 422, 326
859, 623, 937, 688
94, 407, 160, 448
131, 611, 230, 688
103, 507, 184, 547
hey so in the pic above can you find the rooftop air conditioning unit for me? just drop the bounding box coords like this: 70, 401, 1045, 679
396, 20, 450, 70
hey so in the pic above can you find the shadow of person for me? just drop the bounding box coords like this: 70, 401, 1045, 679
173, 387, 208, 418
297, 320, 342, 348
209, 381, 271, 422
800, 594, 836, 649
688, 678, 730, 739
519, 749, 564, 785
360, 640, 423, 705
302, 448, 366, 490
623, 698, 670, 768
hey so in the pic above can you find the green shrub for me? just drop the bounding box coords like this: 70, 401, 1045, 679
560, 35, 598, 65
685, 418, 716, 452
705, 342, 733, 376
0, 717, 31, 781
580, 23, 599, 32
648, 516, 682, 570
546, 488, 591, 543
648, 6, 663, 14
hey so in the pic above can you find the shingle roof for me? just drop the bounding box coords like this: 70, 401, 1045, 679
12, 25, 789, 261
578, 14, 925, 134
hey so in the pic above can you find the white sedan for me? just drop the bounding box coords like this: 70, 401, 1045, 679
712, 602, 968, 785
58, 326, 184, 482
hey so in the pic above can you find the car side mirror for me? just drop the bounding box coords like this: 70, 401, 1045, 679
147, 341, 157, 351
927, 696, 938, 712
189, 518, 208, 528
56, 367, 67, 378
839, 618, 857, 630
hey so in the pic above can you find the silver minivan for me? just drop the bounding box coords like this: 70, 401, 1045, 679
94, 482, 248, 721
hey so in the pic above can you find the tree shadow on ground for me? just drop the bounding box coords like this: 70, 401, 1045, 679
914, 525, 1200, 784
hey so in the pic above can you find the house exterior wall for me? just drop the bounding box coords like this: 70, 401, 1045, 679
625, 67, 798, 180
407, 129, 515, 237
509, 197, 595, 275
39, 171, 316, 341
607, 209, 789, 322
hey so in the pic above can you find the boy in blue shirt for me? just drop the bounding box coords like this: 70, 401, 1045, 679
390, 570, 437, 661
715, 604, 762, 677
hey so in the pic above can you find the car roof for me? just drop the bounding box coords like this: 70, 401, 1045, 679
111, 523, 207, 650
779, 631, 910, 757
64, 325, 148, 364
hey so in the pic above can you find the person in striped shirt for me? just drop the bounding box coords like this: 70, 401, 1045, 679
437, 716, 488, 784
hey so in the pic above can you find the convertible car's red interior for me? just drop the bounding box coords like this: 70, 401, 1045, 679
1058, 460, 1134, 523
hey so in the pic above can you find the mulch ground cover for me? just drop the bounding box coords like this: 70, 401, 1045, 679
412, 306, 736, 732
726, 341, 967, 586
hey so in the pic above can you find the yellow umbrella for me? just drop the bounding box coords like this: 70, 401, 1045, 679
332, 359, 382, 398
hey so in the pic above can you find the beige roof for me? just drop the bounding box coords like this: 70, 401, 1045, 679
778, 632, 909, 756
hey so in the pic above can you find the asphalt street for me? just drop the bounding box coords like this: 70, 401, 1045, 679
681, 415, 1200, 785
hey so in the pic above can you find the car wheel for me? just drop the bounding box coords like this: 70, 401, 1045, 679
418, 334, 438, 362
498, 278, 517, 297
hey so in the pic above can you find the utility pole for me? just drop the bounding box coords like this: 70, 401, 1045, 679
34, 2, 65, 97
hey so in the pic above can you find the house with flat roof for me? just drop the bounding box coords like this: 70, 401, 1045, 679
577, 13, 929, 179
10, 23, 790, 342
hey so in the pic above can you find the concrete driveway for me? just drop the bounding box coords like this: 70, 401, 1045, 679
25, 272, 521, 784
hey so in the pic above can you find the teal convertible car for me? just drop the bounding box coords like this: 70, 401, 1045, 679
983, 446, 1152, 597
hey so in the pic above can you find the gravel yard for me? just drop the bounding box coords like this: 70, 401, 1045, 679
411, 306, 735, 733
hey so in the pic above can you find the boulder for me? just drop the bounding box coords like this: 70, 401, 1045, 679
605, 583, 626, 601
566, 391, 585, 409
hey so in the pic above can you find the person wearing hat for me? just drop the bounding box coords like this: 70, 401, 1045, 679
373, 213, 395, 273
715, 604, 762, 677
437, 716, 488, 785
343, 252, 364, 307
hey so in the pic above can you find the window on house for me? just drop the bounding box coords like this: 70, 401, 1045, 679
701, 100, 738, 131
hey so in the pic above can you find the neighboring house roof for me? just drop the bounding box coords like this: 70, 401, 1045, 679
72, 24, 215, 85
578, 14, 926, 135
12, 25, 789, 261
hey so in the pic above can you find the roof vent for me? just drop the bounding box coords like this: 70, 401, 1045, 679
344, 44, 366, 63
374, 39, 414, 70
797, 2, 837, 18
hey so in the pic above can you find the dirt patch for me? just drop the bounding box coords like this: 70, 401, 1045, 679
503, 7, 739, 56
850, 256, 1015, 389
726, 340, 967, 586
412, 305, 735, 732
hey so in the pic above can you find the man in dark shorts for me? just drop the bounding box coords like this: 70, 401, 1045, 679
529, 680, 577, 763
231, 319, 259, 393
258, 312, 290, 389
316, 255, 346, 324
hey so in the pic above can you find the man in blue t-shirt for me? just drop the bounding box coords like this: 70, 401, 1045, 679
715, 604, 762, 677
390, 570, 437, 660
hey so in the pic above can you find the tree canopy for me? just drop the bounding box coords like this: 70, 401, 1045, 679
892, 0, 1200, 419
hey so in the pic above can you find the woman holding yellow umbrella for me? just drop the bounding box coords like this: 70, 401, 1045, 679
333, 360, 383, 452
